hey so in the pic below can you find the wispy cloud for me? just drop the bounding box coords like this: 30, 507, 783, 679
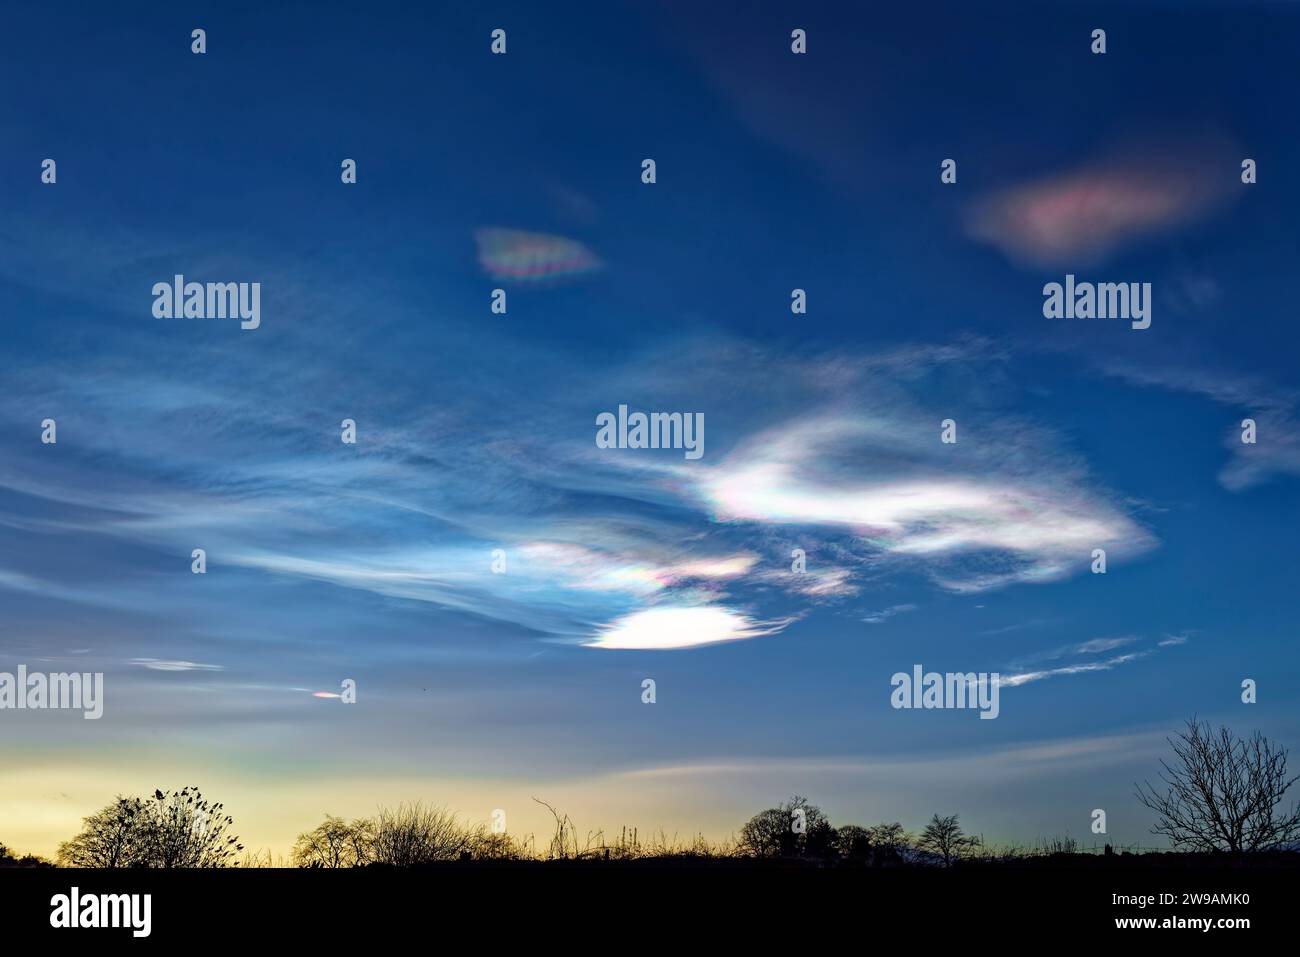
980, 617, 1061, 636
1099, 360, 1300, 491
999, 651, 1151, 688
131, 659, 224, 672
1006, 635, 1138, 671
999, 630, 1192, 689
862, 603, 917, 624
1074, 636, 1137, 655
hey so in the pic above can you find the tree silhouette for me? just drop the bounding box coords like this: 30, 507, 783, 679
866, 821, 911, 864
738, 795, 831, 858
148, 787, 241, 867
292, 815, 374, 868
0, 841, 51, 868
1135, 718, 1300, 853
916, 814, 977, 867
57, 796, 150, 867
57, 787, 241, 868
835, 824, 872, 861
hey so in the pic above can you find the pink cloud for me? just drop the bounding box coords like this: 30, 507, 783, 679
966, 144, 1235, 267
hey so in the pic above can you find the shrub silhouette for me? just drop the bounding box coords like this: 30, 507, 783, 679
292, 806, 539, 866
368, 803, 478, 866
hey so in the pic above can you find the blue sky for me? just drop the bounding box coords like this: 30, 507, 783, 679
2, 0, 1299, 856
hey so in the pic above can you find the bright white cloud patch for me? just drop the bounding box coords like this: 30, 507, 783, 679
587, 605, 789, 650
693, 415, 1153, 593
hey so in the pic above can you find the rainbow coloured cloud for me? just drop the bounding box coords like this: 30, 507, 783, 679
475, 227, 602, 282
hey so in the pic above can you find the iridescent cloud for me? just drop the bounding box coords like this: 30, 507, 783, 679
966, 141, 1235, 267
475, 227, 601, 282
691, 414, 1153, 593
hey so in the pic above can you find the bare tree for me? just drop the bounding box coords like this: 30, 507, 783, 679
369, 803, 476, 865
737, 796, 831, 858
57, 797, 150, 867
835, 824, 871, 860
1136, 718, 1300, 853
348, 817, 376, 866
145, 787, 241, 868
916, 814, 977, 866
58, 788, 241, 868
292, 815, 371, 868
866, 821, 911, 863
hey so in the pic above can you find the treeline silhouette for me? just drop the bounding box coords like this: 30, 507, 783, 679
4, 718, 1298, 869
0, 842, 51, 868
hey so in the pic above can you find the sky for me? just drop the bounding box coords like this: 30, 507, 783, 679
2, 0, 1299, 859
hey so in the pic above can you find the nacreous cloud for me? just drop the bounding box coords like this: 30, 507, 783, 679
965, 138, 1234, 267
475, 227, 602, 283
692, 415, 1153, 592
